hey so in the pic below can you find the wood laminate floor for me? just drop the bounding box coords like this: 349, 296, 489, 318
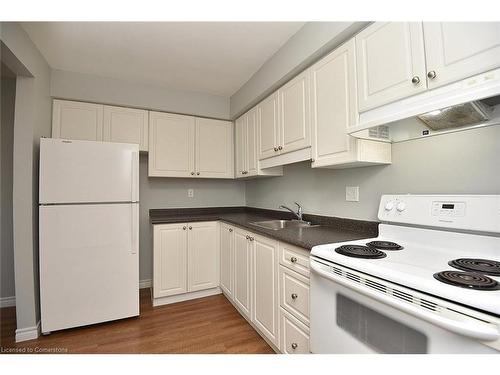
0, 289, 274, 354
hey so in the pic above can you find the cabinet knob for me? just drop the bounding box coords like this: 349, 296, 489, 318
278, 145, 283, 151
229, 228, 233, 232
427, 70, 437, 79
191, 171, 195, 175
183, 226, 186, 230
189, 226, 192, 230
291, 293, 298, 300
248, 236, 254, 241
411, 76, 420, 84
273, 147, 278, 152
245, 235, 250, 240
196, 172, 200, 176
291, 343, 298, 350
290, 256, 298, 263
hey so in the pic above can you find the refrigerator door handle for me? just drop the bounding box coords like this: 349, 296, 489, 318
131, 151, 139, 202
131, 204, 138, 255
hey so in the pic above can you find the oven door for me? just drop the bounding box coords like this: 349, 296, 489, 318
310, 258, 499, 354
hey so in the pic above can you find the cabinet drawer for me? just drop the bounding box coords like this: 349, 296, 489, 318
280, 308, 310, 354
279, 242, 310, 277
280, 265, 309, 325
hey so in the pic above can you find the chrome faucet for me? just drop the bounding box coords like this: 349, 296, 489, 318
279, 202, 303, 221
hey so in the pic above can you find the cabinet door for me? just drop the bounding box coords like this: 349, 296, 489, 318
252, 233, 279, 347
246, 107, 259, 176
103, 105, 149, 151
195, 118, 234, 178
233, 228, 252, 319
311, 39, 358, 167
153, 223, 188, 298
235, 114, 247, 178
187, 221, 219, 292
148, 111, 195, 177
220, 223, 234, 299
279, 71, 311, 154
356, 22, 427, 111
52, 99, 103, 141
258, 92, 279, 160
423, 22, 500, 89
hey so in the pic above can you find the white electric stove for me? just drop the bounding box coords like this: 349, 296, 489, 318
310, 195, 500, 354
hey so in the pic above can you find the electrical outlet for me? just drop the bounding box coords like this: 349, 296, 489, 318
346, 186, 359, 202
188, 189, 194, 198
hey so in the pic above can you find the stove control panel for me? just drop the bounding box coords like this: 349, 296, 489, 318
378, 195, 500, 233
431, 201, 466, 217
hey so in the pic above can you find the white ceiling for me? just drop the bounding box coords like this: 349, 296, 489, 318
21, 22, 305, 97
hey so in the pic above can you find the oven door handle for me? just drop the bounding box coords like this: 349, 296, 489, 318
310, 259, 500, 342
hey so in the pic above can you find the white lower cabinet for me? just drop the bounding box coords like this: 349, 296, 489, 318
219, 223, 311, 353
252, 234, 280, 348
153, 222, 220, 306
233, 227, 252, 319
280, 308, 310, 354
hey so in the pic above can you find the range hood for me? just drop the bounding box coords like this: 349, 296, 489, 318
349, 68, 500, 143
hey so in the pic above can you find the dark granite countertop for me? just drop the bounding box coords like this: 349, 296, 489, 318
149, 207, 378, 250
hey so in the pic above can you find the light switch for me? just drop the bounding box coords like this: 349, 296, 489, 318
188, 189, 194, 198
346, 186, 359, 202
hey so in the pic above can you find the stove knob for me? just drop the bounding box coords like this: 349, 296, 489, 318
396, 202, 407, 212
384, 201, 395, 211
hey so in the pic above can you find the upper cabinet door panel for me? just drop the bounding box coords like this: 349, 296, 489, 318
52, 100, 103, 141
235, 115, 247, 178
148, 112, 195, 177
423, 22, 500, 89
311, 39, 358, 165
356, 22, 427, 112
258, 92, 279, 160
279, 71, 311, 154
103, 105, 149, 151
195, 118, 234, 179
246, 108, 259, 176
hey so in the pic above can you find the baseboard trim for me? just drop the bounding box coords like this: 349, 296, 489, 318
15, 321, 41, 342
0, 296, 16, 308
139, 279, 152, 289
152, 287, 221, 307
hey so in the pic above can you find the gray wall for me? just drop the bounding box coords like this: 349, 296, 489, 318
138, 155, 245, 281
51, 69, 230, 120
1, 22, 52, 334
1, 76, 16, 299
246, 126, 500, 221
230, 22, 369, 118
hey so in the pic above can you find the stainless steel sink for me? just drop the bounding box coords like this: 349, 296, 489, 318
249, 219, 320, 231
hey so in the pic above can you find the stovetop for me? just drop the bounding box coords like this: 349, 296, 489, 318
311, 223, 500, 315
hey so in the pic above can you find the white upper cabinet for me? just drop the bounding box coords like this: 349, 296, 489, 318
310, 39, 391, 168
279, 70, 311, 154
356, 22, 427, 111
195, 118, 234, 179
258, 92, 280, 160
235, 108, 283, 178
149, 112, 233, 178
103, 105, 149, 151
423, 22, 500, 89
148, 111, 195, 177
52, 99, 103, 141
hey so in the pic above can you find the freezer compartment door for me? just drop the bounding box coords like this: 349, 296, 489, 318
39, 203, 139, 333
39, 138, 139, 204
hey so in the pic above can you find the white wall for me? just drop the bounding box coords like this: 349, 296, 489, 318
230, 22, 369, 118
138, 155, 245, 281
1, 76, 16, 300
1, 22, 52, 334
51, 69, 230, 120
246, 126, 500, 221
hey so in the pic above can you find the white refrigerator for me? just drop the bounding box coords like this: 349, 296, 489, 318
39, 138, 139, 334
